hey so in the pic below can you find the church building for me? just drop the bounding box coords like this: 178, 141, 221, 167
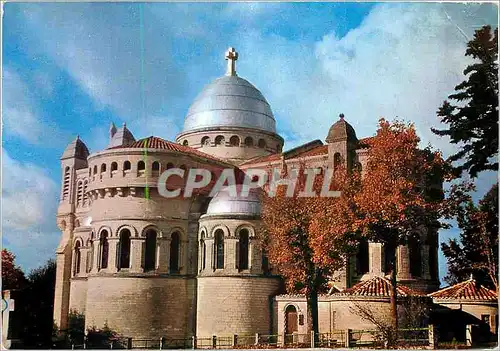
54, 48, 445, 341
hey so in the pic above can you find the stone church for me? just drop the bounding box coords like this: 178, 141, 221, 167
54, 48, 447, 341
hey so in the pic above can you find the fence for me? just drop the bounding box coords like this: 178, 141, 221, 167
68, 325, 453, 349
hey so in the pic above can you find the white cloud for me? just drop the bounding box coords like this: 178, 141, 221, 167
3, 68, 67, 146
2, 150, 58, 230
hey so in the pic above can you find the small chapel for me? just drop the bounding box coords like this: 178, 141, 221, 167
53, 48, 497, 343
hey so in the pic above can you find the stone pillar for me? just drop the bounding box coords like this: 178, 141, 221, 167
250, 239, 262, 274
369, 242, 384, 276
466, 324, 472, 346
225, 238, 238, 273
80, 247, 89, 277
130, 237, 144, 273
107, 238, 118, 273
92, 240, 100, 273
180, 239, 188, 274
205, 239, 214, 271
421, 244, 431, 279
396, 245, 412, 280
158, 238, 170, 273
53, 236, 72, 329
428, 324, 437, 349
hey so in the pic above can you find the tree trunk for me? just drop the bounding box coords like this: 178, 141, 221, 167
306, 287, 319, 344
390, 252, 398, 345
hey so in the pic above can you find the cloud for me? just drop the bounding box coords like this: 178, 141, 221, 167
3, 68, 66, 146
2, 150, 61, 271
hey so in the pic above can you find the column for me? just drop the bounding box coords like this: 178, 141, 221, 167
397, 245, 412, 280
180, 239, 189, 274
368, 242, 384, 276
249, 239, 262, 274
107, 238, 118, 273
421, 244, 431, 279
225, 238, 238, 273
157, 238, 170, 273
205, 239, 214, 271
92, 241, 100, 273
130, 237, 144, 273
80, 247, 89, 277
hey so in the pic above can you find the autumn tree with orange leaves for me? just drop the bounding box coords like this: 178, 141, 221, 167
259, 164, 361, 338
353, 119, 453, 333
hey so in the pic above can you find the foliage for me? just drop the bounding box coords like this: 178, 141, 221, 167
86, 322, 122, 349
19, 259, 57, 348
259, 163, 360, 335
348, 119, 453, 333
432, 25, 498, 178
1, 248, 27, 290
441, 182, 498, 289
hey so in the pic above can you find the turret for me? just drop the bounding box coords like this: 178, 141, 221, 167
108, 122, 135, 148
326, 113, 359, 170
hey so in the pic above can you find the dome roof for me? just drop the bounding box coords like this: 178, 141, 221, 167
325, 114, 358, 143
183, 48, 276, 134
206, 185, 261, 217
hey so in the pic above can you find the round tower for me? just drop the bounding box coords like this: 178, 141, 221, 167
196, 187, 281, 338
175, 48, 284, 165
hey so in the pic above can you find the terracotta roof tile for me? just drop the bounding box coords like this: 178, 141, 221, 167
339, 276, 423, 297
298, 144, 329, 157
429, 279, 497, 301
108, 136, 229, 164
240, 153, 282, 166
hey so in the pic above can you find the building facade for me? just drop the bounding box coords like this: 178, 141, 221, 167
54, 48, 442, 340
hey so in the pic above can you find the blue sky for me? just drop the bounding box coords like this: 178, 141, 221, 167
2, 2, 498, 284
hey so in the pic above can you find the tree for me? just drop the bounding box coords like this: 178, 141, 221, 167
1, 248, 27, 290
259, 164, 359, 338
20, 259, 57, 348
441, 182, 498, 290
353, 119, 452, 334
432, 25, 498, 178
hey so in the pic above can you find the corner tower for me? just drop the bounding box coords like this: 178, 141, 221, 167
176, 48, 284, 165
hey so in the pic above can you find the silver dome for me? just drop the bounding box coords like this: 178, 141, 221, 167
183, 76, 276, 133
206, 186, 261, 216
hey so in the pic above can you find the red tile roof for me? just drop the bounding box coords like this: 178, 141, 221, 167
240, 153, 282, 166
109, 136, 229, 164
340, 276, 423, 297
429, 279, 497, 301
298, 144, 329, 157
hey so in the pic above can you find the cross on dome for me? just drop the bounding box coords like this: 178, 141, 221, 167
225, 47, 238, 76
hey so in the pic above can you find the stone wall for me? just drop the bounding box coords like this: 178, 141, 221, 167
196, 276, 281, 337
85, 276, 196, 339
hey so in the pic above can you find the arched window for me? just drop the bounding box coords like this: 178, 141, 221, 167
73, 241, 81, 276
118, 229, 131, 270
201, 136, 210, 146
144, 229, 157, 271
170, 232, 181, 274
277, 144, 282, 153
76, 181, 84, 206
99, 230, 109, 270
214, 229, 224, 269
152, 161, 160, 176
215, 135, 225, 146
258, 139, 266, 149
238, 229, 249, 270
166, 163, 174, 170
138, 161, 145, 175
230, 135, 240, 146
100, 163, 107, 174
183, 140, 189, 146
356, 238, 369, 275
200, 239, 206, 271
333, 153, 342, 170
262, 248, 270, 275
123, 161, 131, 172
63, 167, 70, 200
244, 137, 254, 147
83, 180, 88, 205
86, 235, 93, 273
409, 236, 422, 278
111, 162, 118, 173
93, 165, 97, 176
